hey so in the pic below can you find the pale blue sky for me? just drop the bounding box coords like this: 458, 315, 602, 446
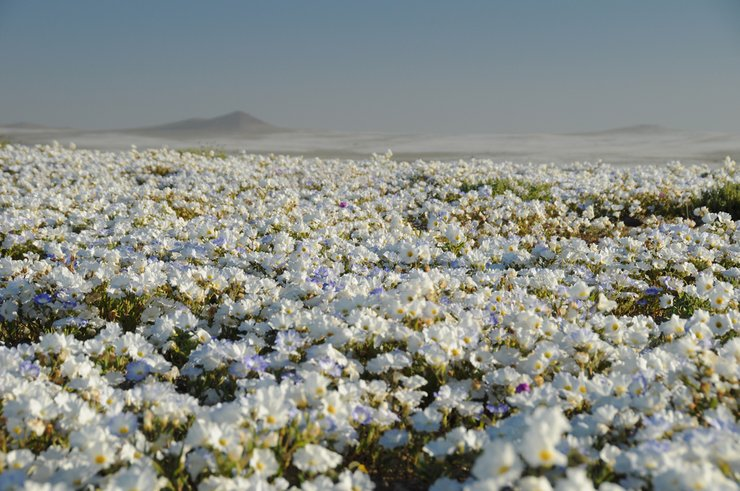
1, 1, 739, 133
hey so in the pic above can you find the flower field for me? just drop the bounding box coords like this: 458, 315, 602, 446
0, 143, 738, 490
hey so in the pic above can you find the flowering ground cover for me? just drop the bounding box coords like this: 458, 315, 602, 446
0, 143, 738, 490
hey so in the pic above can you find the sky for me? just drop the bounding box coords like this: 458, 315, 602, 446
1, 1, 739, 134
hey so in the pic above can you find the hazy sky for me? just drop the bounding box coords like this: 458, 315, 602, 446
1, 1, 739, 134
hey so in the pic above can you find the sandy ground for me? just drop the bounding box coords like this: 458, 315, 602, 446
2, 125, 739, 165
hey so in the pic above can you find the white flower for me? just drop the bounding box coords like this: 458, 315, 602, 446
86, 440, 117, 468
103, 464, 167, 491
597, 293, 617, 312
568, 281, 594, 300
553, 467, 595, 491
471, 440, 522, 485
519, 436, 567, 468
708, 286, 731, 311
335, 469, 376, 491
518, 406, 570, 468
292, 444, 343, 473
250, 448, 279, 477
379, 429, 410, 449
517, 476, 554, 491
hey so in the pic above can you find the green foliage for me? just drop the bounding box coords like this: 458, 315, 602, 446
0, 320, 52, 346
577, 180, 740, 223
460, 178, 552, 201
695, 181, 740, 220
143, 164, 177, 177
638, 181, 740, 221
178, 147, 228, 160
668, 292, 711, 319
2, 241, 45, 260
86, 285, 151, 332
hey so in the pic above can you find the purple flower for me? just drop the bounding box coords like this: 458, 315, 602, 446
33, 293, 53, 306
351, 405, 373, 425
486, 403, 510, 416
644, 287, 661, 296
280, 370, 301, 383
62, 299, 78, 309
515, 383, 531, 394
229, 355, 269, 378
243, 354, 269, 373
309, 267, 331, 284
125, 360, 151, 382
634, 373, 649, 389
19, 360, 40, 378
324, 416, 338, 432
317, 357, 343, 377
339, 201, 348, 208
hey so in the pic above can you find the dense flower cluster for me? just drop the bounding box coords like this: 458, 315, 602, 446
0, 143, 738, 490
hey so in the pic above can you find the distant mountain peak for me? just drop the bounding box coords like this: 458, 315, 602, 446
124, 111, 283, 138
210, 111, 271, 128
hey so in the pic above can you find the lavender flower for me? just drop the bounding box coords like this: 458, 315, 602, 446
351, 405, 373, 425
486, 403, 510, 416
19, 360, 40, 378
33, 293, 53, 306
125, 360, 151, 382
243, 354, 269, 373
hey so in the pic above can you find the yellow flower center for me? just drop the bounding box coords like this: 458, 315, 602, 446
539, 449, 554, 463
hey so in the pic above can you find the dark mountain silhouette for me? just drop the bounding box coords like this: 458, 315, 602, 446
122, 111, 284, 138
